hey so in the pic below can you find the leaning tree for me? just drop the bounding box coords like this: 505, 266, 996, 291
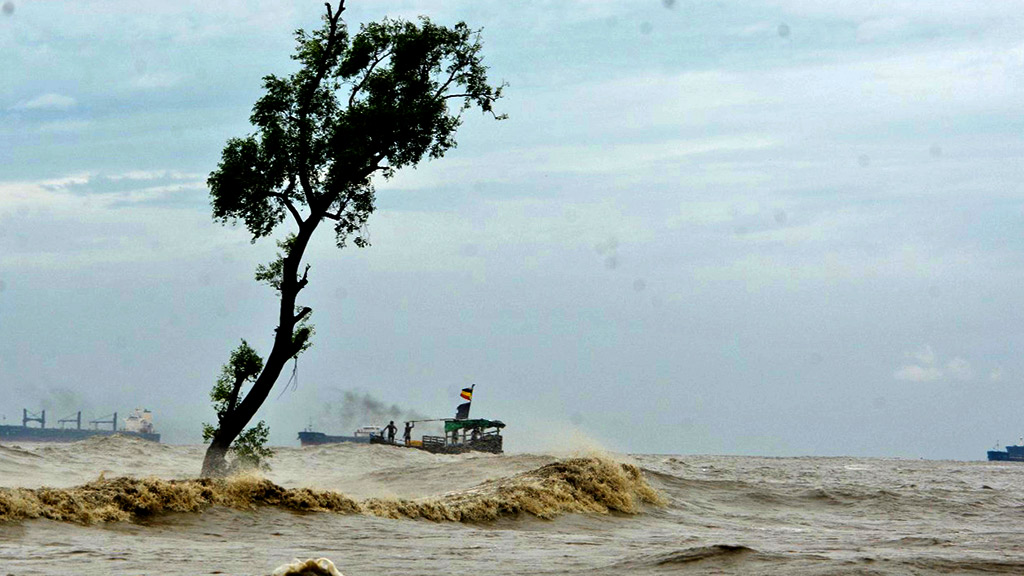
201, 0, 504, 476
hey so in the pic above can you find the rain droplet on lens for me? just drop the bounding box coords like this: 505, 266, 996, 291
662, 0, 676, 8
1, 2, 14, 16
640, 21, 653, 35
777, 23, 790, 38
857, 154, 870, 168
774, 209, 788, 225
633, 278, 646, 292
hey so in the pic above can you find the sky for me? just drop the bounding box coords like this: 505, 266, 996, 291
1, 0, 1024, 460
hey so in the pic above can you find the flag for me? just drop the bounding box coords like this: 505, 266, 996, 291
455, 385, 474, 419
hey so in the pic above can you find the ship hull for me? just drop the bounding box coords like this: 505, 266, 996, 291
987, 445, 1024, 462
0, 425, 160, 443
369, 434, 503, 454
297, 431, 371, 447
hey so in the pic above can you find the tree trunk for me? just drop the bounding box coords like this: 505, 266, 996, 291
201, 436, 231, 477
200, 220, 318, 477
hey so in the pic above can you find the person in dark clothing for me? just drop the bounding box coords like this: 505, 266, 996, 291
403, 421, 414, 445
385, 420, 397, 443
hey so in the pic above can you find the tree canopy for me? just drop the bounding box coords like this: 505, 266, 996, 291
208, 8, 504, 248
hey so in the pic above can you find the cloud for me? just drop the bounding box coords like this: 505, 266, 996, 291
37, 120, 92, 134
944, 357, 974, 381
12, 93, 77, 111
911, 344, 936, 365
130, 72, 182, 90
893, 346, 975, 383
893, 364, 943, 382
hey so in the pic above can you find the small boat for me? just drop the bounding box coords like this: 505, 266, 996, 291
297, 385, 506, 453
371, 418, 505, 454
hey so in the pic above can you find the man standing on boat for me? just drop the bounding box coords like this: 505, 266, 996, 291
384, 421, 397, 443
403, 421, 414, 445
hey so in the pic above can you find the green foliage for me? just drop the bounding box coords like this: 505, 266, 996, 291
203, 341, 273, 470
254, 235, 296, 291
231, 420, 275, 472
207, 340, 264, 419
292, 306, 315, 356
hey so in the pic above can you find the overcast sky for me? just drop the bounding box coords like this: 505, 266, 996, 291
2, 0, 1023, 459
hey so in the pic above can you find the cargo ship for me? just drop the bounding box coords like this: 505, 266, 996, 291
0, 408, 160, 443
987, 442, 1024, 462
298, 385, 505, 454
297, 425, 380, 446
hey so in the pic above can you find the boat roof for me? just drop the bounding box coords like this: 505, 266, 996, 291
444, 418, 505, 432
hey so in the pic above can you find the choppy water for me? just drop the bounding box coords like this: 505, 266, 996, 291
2, 436, 1023, 575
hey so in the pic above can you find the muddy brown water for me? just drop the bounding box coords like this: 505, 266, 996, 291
2, 436, 1023, 575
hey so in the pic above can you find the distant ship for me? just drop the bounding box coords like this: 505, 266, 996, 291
297, 425, 380, 446
0, 408, 160, 443
987, 442, 1024, 462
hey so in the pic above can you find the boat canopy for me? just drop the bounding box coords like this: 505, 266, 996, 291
444, 419, 505, 433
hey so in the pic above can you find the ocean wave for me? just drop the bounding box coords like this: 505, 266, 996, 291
611, 544, 763, 570
362, 457, 662, 521
0, 456, 660, 525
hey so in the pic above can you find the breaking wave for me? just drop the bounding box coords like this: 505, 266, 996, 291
0, 457, 660, 525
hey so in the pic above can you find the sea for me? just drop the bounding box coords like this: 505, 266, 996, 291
1, 435, 1023, 575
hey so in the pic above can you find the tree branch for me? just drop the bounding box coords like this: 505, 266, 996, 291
225, 376, 245, 418
348, 48, 392, 108
434, 66, 461, 100
297, 1, 347, 210
270, 192, 303, 226
296, 264, 311, 292
294, 306, 313, 323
